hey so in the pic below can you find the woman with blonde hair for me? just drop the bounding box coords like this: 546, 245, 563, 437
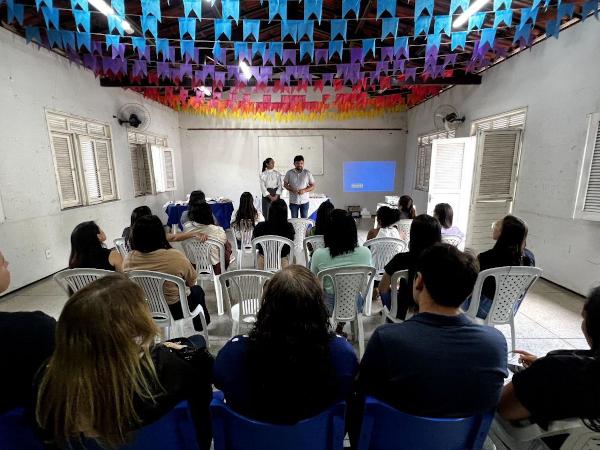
35, 275, 213, 449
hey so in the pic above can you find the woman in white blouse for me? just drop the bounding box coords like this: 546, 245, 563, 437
259, 158, 283, 219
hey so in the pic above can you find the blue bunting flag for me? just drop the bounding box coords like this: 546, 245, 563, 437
299, 21, 314, 40
47, 29, 62, 48
281, 20, 299, 41
105, 34, 119, 49
449, 0, 469, 15
394, 36, 409, 57
376, 0, 395, 18
362, 38, 376, 58
70, 0, 88, 10
41, 6, 60, 29
178, 17, 196, 40
300, 41, 314, 61
73, 9, 90, 32
76, 31, 90, 51
180, 39, 195, 59
111, 0, 124, 17
493, 9, 512, 27
545, 18, 560, 38
434, 15, 451, 35
156, 38, 169, 58
183, 0, 201, 18
304, 0, 323, 23
330, 19, 347, 40
513, 22, 532, 45
270, 42, 283, 59
25, 26, 42, 44
342, 0, 360, 18
328, 40, 343, 59
468, 11, 486, 30
141, 0, 161, 21
244, 19, 260, 40
131, 36, 147, 53
414, 15, 432, 35
269, 0, 287, 22
7, 2, 24, 25
581, 0, 599, 20
35, 0, 51, 11
107, 14, 124, 35
214, 19, 232, 39
426, 33, 441, 51
520, 7, 539, 26
141, 15, 158, 37
61, 30, 76, 50
415, 0, 434, 19
222, 0, 240, 23
558, 3, 574, 18
381, 17, 399, 38
480, 27, 496, 48
252, 41, 266, 57
450, 30, 467, 50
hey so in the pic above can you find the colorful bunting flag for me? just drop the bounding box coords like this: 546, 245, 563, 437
111, 0, 124, 17
141, 0, 161, 22
376, 0, 395, 18
480, 27, 496, 48
73, 9, 90, 32
183, 0, 201, 18
381, 17, 399, 38
76, 31, 90, 51
244, 19, 260, 40
47, 29, 62, 48
141, 15, 158, 38
451, 30, 467, 50
331, 19, 348, 41
215, 19, 232, 39
300, 41, 314, 61
25, 26, 42, 44
434, 15, 451, 35
394, 36, 409, 58
222, 0, 240, 23
582, 0, 599, 20
178, 17, 196, 40
41, 6, 60, 29
415, 0, 434, 19
468, 11, 486, 30
362, 38, 376, 58
315, 48, 329, 63
282, 49, 296, 64
329, 40, 343, 59
493, 9, 512, 27
304, 0, 323, 23
414, 15, 432, 35
61, 30, 76, 50
449, 0, 470, 15
269, 0, 287, 22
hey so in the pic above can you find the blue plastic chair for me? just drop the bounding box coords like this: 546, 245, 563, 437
357, 396, 494, 450
0, 402, 199, 450
210, 391, 346, 450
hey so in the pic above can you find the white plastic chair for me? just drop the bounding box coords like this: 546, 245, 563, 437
303, 235, 326, 268
113, 237, 130, 258
466, 266, 542, 352
394, 219, 412, 241
489, 414, 600, 450
182, 237, 227, 316
218, 269, 273, 337
230, 219, 255, 269
251, 235, 295, 272
317, 266, 375, 358
127, 269, 209, 346
289, 218, 314, 264
382, 270, 410, 324
441, 234, 463, 247
363, 237, 408, 316
53, 268, 114, 295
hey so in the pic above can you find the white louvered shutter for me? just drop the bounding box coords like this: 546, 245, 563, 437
466, 130, 522, 253
427, 137, 476, 241
163, 148, 176, 191
151, 144, 166, 193
94, 139, 116, 200
575, 114, 600, 220
78, 136, 102, 202
143, 144, 155, 194
50, 132, 81, 208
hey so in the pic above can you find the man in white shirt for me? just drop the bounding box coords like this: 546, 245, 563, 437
283, 155, 316, 218
259, 158, 283, 219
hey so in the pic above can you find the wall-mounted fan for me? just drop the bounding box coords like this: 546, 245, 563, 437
114, 103, 151, 131
434, 105, 465, 131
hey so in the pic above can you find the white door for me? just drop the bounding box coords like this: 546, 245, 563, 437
465, 129, 522, 254
426, 137, 477, 243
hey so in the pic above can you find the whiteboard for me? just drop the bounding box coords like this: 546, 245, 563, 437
258, 136, 324, 175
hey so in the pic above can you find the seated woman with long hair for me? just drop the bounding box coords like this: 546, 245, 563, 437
183, 199, 232, 274
252, 199, 295, 269
230, 192, 264, 246
214, 265, 358, 424
310, 209, 372, 334
35, 275, 214, 450
124, 215, 210, 332
310, 200, 335, 236
398, 195, 416, 220
433, 203, 464, 241
367, 206, 401, 241
378, 214, 442, 320
69, 221, 122, 271
467, 214, 535, 319
499, 286, 600, 432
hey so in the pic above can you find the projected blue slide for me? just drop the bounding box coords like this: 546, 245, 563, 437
343, 161, 396, 192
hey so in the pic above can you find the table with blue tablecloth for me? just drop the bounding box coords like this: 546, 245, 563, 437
165, 202, 234, 231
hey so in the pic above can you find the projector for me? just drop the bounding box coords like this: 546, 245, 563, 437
385, 196, 399, 205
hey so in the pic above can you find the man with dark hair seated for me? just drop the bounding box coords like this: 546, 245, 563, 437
355, 243, 508, 419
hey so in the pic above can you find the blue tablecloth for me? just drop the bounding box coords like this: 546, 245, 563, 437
165, 202, 234, 230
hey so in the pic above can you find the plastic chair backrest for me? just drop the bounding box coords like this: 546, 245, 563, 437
317, 266, 375, 322
210, 391, 346, 450
363, 238, 408, 279
303, 235, 326, 268
357, 396, 494, 450
114, 237, 131, 258
0, 403, 199, 450
467, 266, 542, 325
252, 235, 295, 271
441, 234, 463, 247
53, 268, 114, 295
394, 219, 412, 241
232, 219, 255, 251
388, 270, 410, 320
218, 270, 273, 322
182, 238, 226, 278
288, 219, 315, 249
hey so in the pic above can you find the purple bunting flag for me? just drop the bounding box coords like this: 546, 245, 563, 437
132, 60, 148, 77
315, 48, 329, 63
404, 67, 417, 81
282, 49, 296, 64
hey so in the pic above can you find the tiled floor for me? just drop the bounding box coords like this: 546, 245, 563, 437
0, 218, 589, 359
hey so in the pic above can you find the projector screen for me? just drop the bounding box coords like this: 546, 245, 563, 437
343, 161, 397, 192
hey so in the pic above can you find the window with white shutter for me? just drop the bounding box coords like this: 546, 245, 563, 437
46, 111, 117, 209
575, 113, 600, 221
128, 132, 169, 196
415, 129, 455, 191
470, 108, 527, 135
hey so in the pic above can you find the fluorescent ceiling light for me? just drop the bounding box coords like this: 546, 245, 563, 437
89, 0, 134, 34
239, 61, 252, 80
453, 0, 489, 27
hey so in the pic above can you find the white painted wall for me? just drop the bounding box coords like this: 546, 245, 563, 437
0, 28, 185, 294
178, 113, 407, 213
404, 20, 600, 295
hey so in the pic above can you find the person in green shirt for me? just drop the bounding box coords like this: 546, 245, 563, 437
311, 209, 373, 335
